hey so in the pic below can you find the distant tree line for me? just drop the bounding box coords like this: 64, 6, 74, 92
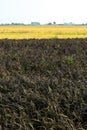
0, 22, 87, 26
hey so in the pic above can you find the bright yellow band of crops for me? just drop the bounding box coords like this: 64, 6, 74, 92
0, 25, 87, 39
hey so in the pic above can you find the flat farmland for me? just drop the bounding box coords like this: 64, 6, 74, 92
0, 39, 87, 129
0, 25, 87, 39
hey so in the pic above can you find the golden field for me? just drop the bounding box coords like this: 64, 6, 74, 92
0, 25, 87, 39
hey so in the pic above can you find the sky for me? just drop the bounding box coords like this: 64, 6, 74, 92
0, 0, 87, 24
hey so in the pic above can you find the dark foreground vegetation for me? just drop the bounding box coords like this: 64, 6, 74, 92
0, 38, 87, 130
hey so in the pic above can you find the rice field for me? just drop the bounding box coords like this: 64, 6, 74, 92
0, 25, 87, 39
0, 38, 87, 129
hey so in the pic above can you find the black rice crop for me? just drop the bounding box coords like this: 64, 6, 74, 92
0, 38, 87, 130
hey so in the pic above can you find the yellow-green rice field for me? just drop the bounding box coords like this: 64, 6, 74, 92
0, 25, 87, 39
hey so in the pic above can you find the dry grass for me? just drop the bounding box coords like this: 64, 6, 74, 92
0, 25, 87, 39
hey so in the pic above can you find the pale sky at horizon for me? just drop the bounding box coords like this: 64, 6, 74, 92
0, 0, 87, 24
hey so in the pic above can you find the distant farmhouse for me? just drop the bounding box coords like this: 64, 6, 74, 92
31, 22, 40, 25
